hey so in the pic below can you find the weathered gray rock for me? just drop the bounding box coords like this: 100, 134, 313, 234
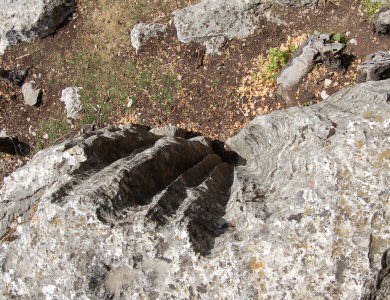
373, 8, 390, 35
277, 34, 345, 104
0, 80, 389, 299
21, 81, 42, 106
173, 0, 264, 54
130, 23, 167, 52
0, 0, 75, 54
358, 51, 390, 82
60, 87, 82, 120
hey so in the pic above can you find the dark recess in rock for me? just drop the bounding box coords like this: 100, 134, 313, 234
0, 137, 30, 155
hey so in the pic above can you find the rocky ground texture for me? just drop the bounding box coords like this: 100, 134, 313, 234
0, 0, 390, 299
0, 79, 389, 299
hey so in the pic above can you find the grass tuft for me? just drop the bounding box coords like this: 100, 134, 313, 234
362, 0, 383, 17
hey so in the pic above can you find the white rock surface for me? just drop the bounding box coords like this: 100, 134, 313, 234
21, 81, 41, 106
320, 89, 329, 99
324, 78, 332, 88
0, 0, 75, 54
60, 87, 82, 120
0, 80, 389, 299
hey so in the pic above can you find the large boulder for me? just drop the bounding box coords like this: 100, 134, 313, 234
0, 0, 75, 54
0, 80, 389, 299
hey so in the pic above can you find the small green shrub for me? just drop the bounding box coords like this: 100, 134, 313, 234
362, 0, 383, 17
329, 32, 347, 45
265, 44, 297, 79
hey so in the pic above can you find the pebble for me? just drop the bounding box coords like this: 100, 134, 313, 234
0, 129, 7, 137
349, 38, 357, 46
22, 81, 41, 106
324, 79, 332, 88
321, 90, 330, 100
127, 96, 134, 108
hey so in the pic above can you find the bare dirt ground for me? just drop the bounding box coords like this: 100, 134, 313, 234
1, 0, 390, 185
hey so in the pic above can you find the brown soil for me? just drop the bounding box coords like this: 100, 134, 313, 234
1, 0, 390, 186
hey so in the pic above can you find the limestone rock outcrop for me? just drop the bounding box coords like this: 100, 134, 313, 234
0, 0, 75, 54
0, 79, 389, 299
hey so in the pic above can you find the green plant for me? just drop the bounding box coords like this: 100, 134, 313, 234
362, 0, 383, 17
265, 44, 297, 79
329, 32, 347, 45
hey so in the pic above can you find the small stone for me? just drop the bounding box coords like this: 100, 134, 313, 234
43, 133, 49, 140
127, 97, 134, 108
320, 90, 329, 100
60, 87, 82, 120
22, 81, 42, 106
349, 38, 357, 46
0, 129, 7, 137
324, 79, 332, 88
